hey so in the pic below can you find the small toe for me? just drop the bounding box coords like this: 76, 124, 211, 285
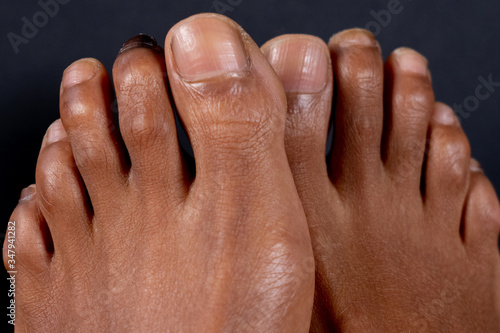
328, 29, 385, 183
3, 185, 51, 273
35, 120, 92, 254
163, 14, 314, 330
60, 58, 128, 205
113, 35, 186, 201
383, 48, 434, 187
462, 161, 500, 248
424, 103, 471, 228
164, 14, 288, 182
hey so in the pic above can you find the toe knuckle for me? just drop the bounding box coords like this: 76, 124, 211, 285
205, 107, 281, 152
184, 72, 287, 143
352, 113, 381, 144
405, 89, 433, 113
60, 91, 94, 126
77, 142, 113, 171
118, 73, 161, 102
37, 169, 65, 206
118, 76, 170, 144
126, 112, 167, 146
442, 141, 470, 181
350, 68, 381, 96
207, 121, 271, 153
39, 143, 72, 180
75, 136, 101, 160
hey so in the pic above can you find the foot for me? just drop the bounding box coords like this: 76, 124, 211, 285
262, 30, 500, 332
3, 15, 314, 332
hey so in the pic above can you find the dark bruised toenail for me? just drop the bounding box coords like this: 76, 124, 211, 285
62, 58, 99, 89
171, 16, 249, 80
20, 185, 36, 202
393, 47, 428, 76
264, 36, 329, 94
119, 34, 164, 55
470, 158, 483, 172
46, 120, 67, 144
329, 28, 380, 49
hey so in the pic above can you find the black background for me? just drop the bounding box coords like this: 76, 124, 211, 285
1, 0, 499, 331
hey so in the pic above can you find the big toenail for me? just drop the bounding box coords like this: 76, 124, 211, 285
171, 17, 249, 80
62, 58, 99, 89
393, 48, 428, 76
119, 34, 163, 55
265, 37, 328, 94
46, 120, 67, 144
433, 104, 457, 125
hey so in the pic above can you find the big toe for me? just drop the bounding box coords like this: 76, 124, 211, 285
164, 14, 314, 331
164, 14, 289, 184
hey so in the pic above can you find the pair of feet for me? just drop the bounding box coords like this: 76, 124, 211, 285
4, 13, 500, 332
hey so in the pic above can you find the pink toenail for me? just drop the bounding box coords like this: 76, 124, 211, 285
393, 48, 428, 76
265, 37, 329, 94
62, 58, 99, 89
46, 120, 67, 144
433, 104, 457, 125
171, 16, 249, 80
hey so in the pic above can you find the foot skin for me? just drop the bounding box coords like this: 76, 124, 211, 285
3, 15, 314, 332
262, 30, 500, 332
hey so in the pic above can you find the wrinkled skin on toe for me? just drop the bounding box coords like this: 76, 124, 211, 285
262, 30, 500, 332
3, 14, 314, 332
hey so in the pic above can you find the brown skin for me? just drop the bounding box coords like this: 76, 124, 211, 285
3, 14, 314, 332
262, 30, 500, 332
4, 15, 500, 333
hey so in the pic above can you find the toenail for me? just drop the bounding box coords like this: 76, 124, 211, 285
171, 16, 249, 80
62, 58, 99, 89
470, 158, 483, 172
46, 120, 67, 144
433, 104, 457, 125
329, 28, 379, 49
20, 185, 36, 201
393, 48, 428, 76
264, 37, 329, 94
119, 34, 164, 55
